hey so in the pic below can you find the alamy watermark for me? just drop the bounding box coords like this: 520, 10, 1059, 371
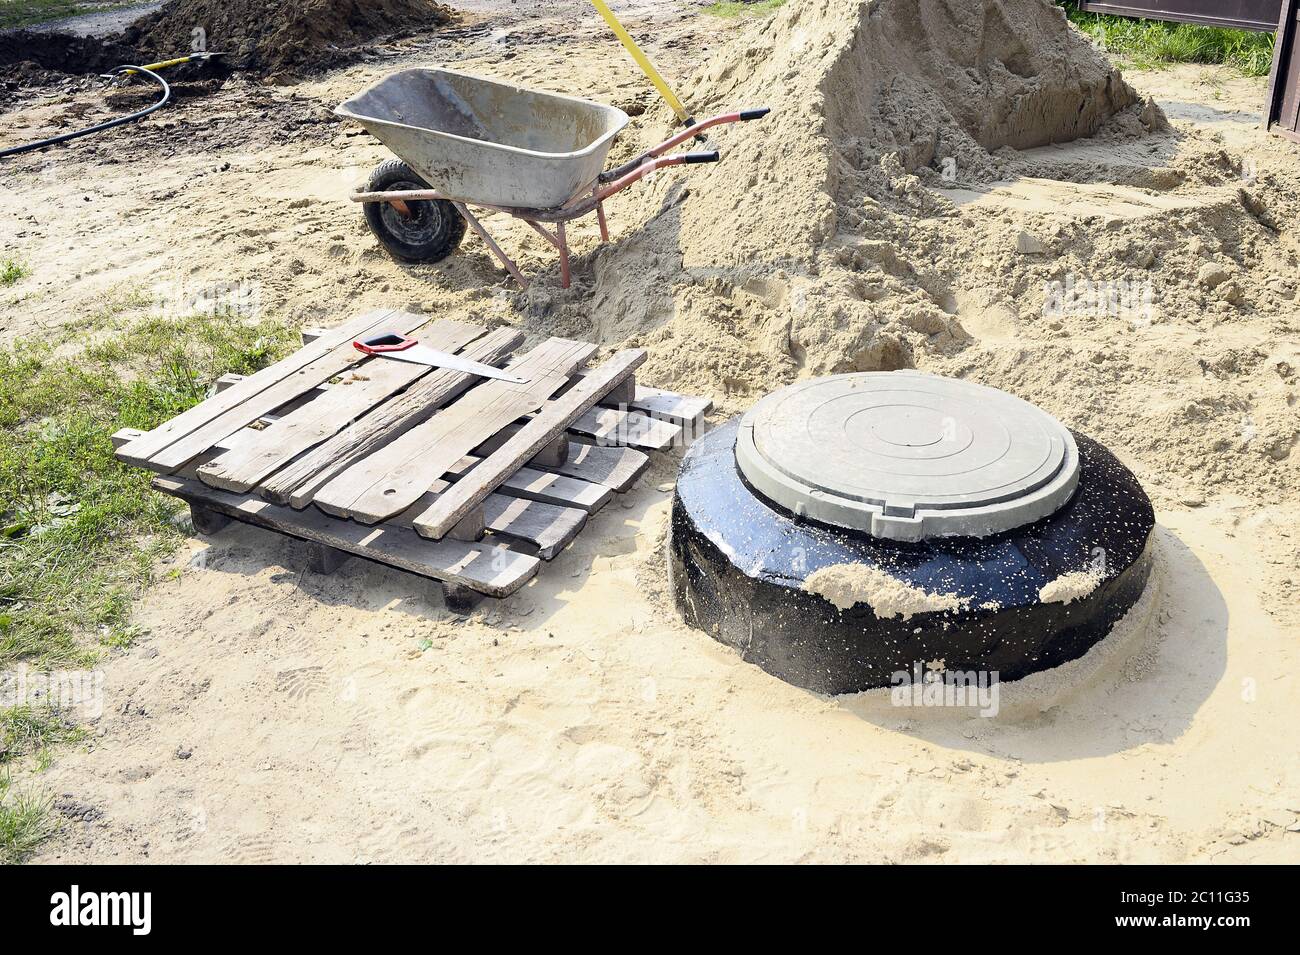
1, 664, 104, 719
151, 276, 263, 321
1042, 273, 1157, 327
890, 661, 1000, 717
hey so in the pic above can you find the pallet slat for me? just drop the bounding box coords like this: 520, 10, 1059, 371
622, 384, 712, 430
127, 310, 452, 473
445, 458, 613, 513
261, 327, 526, 507
413, 349, 646, 539
116, 309, 398, 467
313, 338, 597, 524
574, 369, 712, 429
552, 442, 649, 492
395, 491, 586, 560
152, 476, 539, 598
195, 319, 485, 493
567, 405, 681, 451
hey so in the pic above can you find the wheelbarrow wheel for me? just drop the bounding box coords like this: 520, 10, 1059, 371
361, 159, 466, 264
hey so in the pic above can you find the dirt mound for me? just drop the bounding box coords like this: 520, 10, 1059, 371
0, 29, 140, 75
122, 0, 451, 75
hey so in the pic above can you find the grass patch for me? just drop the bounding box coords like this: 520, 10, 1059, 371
703, 0, 787, 18
0, 0, 142, 30
0, 770, 54, 865
0, 704, 84, 765
0, 308, 296, 669
1, 261, 29, 289
1061, 2, 1275, 76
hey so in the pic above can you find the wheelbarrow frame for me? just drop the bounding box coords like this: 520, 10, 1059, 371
349, 109, 769, 289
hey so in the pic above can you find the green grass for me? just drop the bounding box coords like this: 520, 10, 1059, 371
1061, 2, 1275, 76
0, 308, 296, 669
0, 261, 28, 289
0, 0, 142, 30
0, 704, 84, 765
703, 0, 787, 18
0, 705, 75, 863
0, 770, 53, 865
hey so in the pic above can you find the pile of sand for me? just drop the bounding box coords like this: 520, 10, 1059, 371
123, 0, 451, 75
543, 0, 1296, 512
658, 0, 1147, 263
555, 0, 1159, 395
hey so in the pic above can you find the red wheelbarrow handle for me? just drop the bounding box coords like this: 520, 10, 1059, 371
353, 332, 418, 355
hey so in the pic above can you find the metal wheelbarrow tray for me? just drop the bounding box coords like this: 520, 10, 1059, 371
339, 68, 769, 288
337, 68, 631, 210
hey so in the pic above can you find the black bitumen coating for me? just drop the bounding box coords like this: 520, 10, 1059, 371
670, 418, 1155, 694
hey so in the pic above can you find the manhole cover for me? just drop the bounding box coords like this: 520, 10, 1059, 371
735, 371, 1079, 540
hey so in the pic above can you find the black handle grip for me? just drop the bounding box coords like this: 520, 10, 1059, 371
684, 151, 721, 164
739, 107, 771, 121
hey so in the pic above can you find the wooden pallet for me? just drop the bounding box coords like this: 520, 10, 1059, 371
113, 310, 712, 611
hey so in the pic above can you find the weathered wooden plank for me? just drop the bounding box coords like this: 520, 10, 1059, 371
443, 456, 611, 513
195, 319, 484, 493
313, 338, 598, 524
625, 384, 712, 430
116, 309, 398, 467
567, 405, 681, 451
266, 328, 526, 508
152, 476, 539, 598
392, 490, 586, 560
148, 309, 440, 473
482, 495, 585, 559
550, 442, 649, 492
413, 349, 646, 539
118, 425, 592, 556
573, 369, 713, 428
130, 310, 442, 473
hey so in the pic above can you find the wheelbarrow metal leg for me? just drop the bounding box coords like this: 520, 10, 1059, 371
557, 221, 571, 289
595, 194, 609, 242
523, 219, 562, 249
452, 200, 529, 289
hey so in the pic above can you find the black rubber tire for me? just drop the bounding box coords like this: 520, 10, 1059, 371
361, 159, 467, 263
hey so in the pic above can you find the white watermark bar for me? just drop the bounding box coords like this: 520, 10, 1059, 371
1, 664, 104, 719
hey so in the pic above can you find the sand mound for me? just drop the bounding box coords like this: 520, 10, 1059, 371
553, 0, 1159, 399
122, 0, 451, 76
644, 0, 1147, 266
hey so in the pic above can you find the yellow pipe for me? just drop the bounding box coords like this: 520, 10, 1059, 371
588, 0, 690, 123
118, 53, 217, 76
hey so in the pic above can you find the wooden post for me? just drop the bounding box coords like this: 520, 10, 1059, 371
190, 503, 231, 536
306, 542, 349, 575
442, 582, 485, 615
446, 506, 486, 543
604, 374, 636, 407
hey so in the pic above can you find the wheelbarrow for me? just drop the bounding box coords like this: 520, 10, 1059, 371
337, 68, 769, 289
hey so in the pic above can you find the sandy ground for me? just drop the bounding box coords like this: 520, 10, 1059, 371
1, 1, 1298, 863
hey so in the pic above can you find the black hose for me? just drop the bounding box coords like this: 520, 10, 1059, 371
0, 65, 170, 160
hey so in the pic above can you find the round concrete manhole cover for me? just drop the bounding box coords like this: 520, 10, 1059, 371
734, 371, 1080, 541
